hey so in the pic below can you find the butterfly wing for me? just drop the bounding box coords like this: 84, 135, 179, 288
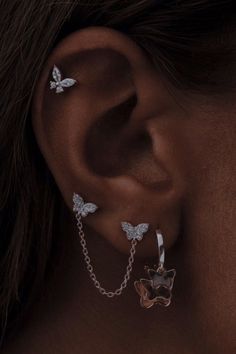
56, 85, 64, 94
50, 81, 57, 90
121, 222, 134, 241
165, 269, 176, 290
52, 65, 62, 82
134, 223, 149, 241
134, 279, 155, 309
81, 202, 98, 217
73, 193, 84, 213
147, 268, 157, 280
61, 78, 77, 88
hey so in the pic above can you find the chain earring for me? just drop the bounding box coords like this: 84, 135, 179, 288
50, 65, 77, 94
73, 193, 149, 298
134, 230, 176, 309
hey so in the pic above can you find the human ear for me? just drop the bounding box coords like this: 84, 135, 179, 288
32, 26, 186, 256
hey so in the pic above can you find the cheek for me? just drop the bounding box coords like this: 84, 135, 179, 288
180, 116, 236, 352
184, 195, 235, 353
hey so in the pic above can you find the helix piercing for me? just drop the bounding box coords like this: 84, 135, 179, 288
134, 230, 176, 308
72, 193, 149, 298
50, 65, 77, 94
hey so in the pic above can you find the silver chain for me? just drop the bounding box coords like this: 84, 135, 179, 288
75, 213, 137, 298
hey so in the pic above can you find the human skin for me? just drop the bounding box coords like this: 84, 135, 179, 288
4, 27, 236, 354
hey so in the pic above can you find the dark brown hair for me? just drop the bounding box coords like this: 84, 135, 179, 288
0, 0, 235, 343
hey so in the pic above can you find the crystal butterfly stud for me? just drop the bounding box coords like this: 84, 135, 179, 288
121, 222, 149, 241
73, 193, 98, 218
50, 65, 77, 94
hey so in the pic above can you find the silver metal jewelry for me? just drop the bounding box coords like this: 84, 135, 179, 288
121, 222, 149, 241
50, 65, 77, 94
73, 193, 149, 298
73, 193, 98, 216
134, 230, 176, 308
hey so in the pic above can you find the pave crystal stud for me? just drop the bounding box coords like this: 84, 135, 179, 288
50, 65, 77, 94
121, 222, 149, 241
73, 193, 98, 217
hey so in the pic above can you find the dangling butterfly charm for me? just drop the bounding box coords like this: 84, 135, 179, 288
50, 65, 77, 94
134, 266, 176, 308
73, 193, 98, 218
121, 222, 149, 241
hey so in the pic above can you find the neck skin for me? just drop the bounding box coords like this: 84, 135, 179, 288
5, 207, 201, 354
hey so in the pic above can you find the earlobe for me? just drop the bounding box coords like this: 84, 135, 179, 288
32, 26, 185, 256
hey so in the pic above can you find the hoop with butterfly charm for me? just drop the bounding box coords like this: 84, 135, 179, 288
134, 230, 176, 308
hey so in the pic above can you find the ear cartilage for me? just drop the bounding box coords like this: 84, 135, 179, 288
50, 65, 77, 94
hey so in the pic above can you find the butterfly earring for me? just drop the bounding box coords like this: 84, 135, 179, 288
72, 193, 149, 298
121, 222, 149, 241
50, 65, 77, 94
134, 230, 176, 309
73, 193, 98, 217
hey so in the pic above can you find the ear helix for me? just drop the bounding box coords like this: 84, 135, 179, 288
50, 65, 77, 94
72, 193, 176, 307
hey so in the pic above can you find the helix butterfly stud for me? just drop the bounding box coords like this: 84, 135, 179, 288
72, 193, 149, 298
134, 230, 176, 309
50, 65, 77, 94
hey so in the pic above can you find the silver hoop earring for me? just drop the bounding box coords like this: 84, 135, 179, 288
134, 230, 176, 309
50, 65, 77, 94
72, 193, 149, 298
